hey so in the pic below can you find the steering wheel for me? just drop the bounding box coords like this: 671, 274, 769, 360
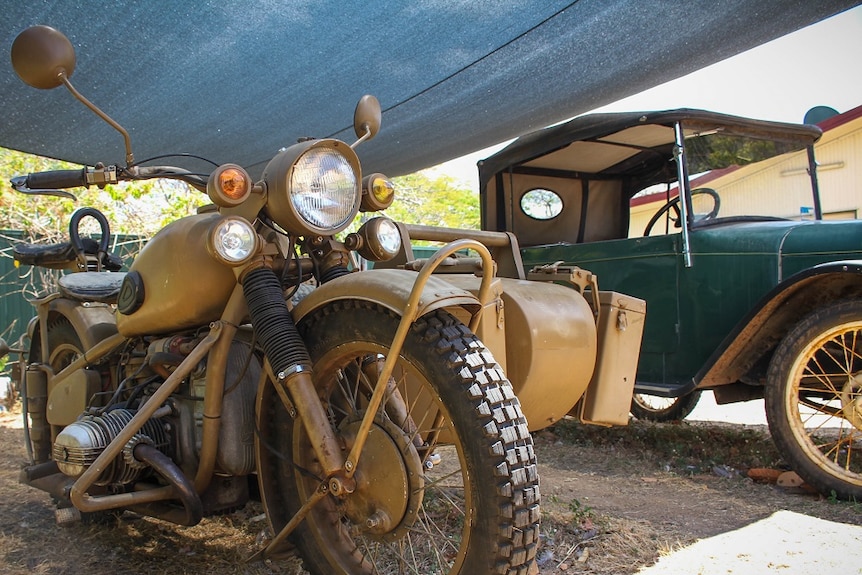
643, 187, 721, 236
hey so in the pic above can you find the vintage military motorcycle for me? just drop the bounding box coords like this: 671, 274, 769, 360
2, 24, 546, 574
2, 25, 645, 575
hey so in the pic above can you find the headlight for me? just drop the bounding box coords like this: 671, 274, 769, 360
346, 217, 403, 262
263, 139, 361, 236
208, 216, 259, 265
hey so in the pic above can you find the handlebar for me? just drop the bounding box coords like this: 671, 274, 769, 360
10, 164, 209, 196
20, 169, 88, 189
10, 165, 118, 196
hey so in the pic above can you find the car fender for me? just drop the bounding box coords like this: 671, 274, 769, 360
697, 260, 862, 390
290, 268, 481, 324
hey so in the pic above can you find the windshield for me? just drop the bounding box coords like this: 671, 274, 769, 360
630, 124, 820, 237
685, 131, 808, 174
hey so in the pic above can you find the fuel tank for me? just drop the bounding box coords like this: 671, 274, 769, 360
116, 213, 237, 337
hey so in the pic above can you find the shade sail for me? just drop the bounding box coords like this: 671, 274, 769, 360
0, 1, 858, 179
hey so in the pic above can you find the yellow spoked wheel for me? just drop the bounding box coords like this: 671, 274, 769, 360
765, 300, 862, 500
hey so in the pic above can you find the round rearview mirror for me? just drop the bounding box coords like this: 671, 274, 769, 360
353, 95, 382, 141
11, 25, 76, 90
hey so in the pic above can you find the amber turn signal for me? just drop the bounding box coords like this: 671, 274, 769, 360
360, 173, 395, 212
207, 163, 252, 207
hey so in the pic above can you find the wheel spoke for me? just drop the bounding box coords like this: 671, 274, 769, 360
803, 356, 843, 396
306, 350, 470, 573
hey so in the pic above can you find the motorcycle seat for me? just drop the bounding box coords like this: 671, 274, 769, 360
14, 238, 124, 271
58, 271, 126, 304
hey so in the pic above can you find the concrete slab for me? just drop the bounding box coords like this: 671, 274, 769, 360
637, 510, 862, 574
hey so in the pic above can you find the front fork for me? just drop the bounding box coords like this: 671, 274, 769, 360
253, 238, 497, 558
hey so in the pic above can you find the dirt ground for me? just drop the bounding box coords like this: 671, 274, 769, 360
1, 407, 859, 575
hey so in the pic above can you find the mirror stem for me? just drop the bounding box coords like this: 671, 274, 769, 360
61, 74, 134, 166
350, 125, 372, 150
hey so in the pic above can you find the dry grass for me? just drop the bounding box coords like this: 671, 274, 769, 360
550, 417, 784, 474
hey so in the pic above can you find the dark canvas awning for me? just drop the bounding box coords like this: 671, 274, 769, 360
1, 1, 858, 179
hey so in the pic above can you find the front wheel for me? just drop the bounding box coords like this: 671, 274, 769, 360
765, 300, 862, 500
257, 301, 540, 574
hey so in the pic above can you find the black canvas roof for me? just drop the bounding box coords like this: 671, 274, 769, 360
0, 1, 856, 179
477, 108, 823, 190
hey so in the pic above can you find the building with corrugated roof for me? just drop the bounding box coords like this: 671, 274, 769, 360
630, 105, 862, 235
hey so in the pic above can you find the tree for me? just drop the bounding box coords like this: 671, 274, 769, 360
385, 171, 479, 229
0, 147, 206, 241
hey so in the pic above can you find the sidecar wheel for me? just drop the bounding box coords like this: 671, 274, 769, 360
765, 300, 862, 500
257, 301, 540, 575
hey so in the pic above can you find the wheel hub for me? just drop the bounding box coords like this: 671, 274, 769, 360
337, 414, 424, 541
841, 374, 862, 430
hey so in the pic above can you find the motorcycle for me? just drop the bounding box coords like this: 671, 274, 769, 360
1, 25, 543, 574
2, 25, 648, 575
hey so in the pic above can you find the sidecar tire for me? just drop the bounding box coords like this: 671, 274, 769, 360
257, 300, 540, 575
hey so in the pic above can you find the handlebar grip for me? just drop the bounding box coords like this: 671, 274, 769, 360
25, 169, 87, 189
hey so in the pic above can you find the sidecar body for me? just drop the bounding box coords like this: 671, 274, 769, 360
375, 224, 646, 430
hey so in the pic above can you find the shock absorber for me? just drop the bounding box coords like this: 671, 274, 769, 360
242, 267, 311, 376
242, 265, 345, 480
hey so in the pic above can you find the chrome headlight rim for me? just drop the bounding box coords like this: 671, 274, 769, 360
262, 139, 361, 237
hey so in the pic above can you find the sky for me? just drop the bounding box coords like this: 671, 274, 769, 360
431, 5, 862, 191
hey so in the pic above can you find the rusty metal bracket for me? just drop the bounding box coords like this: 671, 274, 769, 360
527, 261, 601, 323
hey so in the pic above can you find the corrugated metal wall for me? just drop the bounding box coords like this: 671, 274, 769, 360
0, 230, 28, 344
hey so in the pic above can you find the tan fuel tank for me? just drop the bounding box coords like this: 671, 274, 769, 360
116, 213, 237, 337
441, 275, 597, 430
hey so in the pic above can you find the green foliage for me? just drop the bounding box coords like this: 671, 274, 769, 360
386, 171, 479, 229
1, 148, 479, 240
567, 498, 595, 523
0, 147, 206, 240
685, 133, 801, 175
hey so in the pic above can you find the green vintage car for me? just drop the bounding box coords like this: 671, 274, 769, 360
477, 108, 862, 499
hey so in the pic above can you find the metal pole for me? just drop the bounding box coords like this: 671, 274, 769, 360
807, 145, 823, 220
673, 122, 693, 268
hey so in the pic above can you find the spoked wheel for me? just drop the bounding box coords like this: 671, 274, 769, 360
257, 301, 540, 574
765, 300, 862, 500
630, 390, 702, 422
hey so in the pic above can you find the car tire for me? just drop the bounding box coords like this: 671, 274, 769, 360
630, 391, 702, 422
765, 300, 862, 500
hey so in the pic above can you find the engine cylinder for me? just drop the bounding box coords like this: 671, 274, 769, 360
52, 409, 170, 485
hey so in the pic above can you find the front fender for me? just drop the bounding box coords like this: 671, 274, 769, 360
698, 260, 862, 389
290, 268, 481, 324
